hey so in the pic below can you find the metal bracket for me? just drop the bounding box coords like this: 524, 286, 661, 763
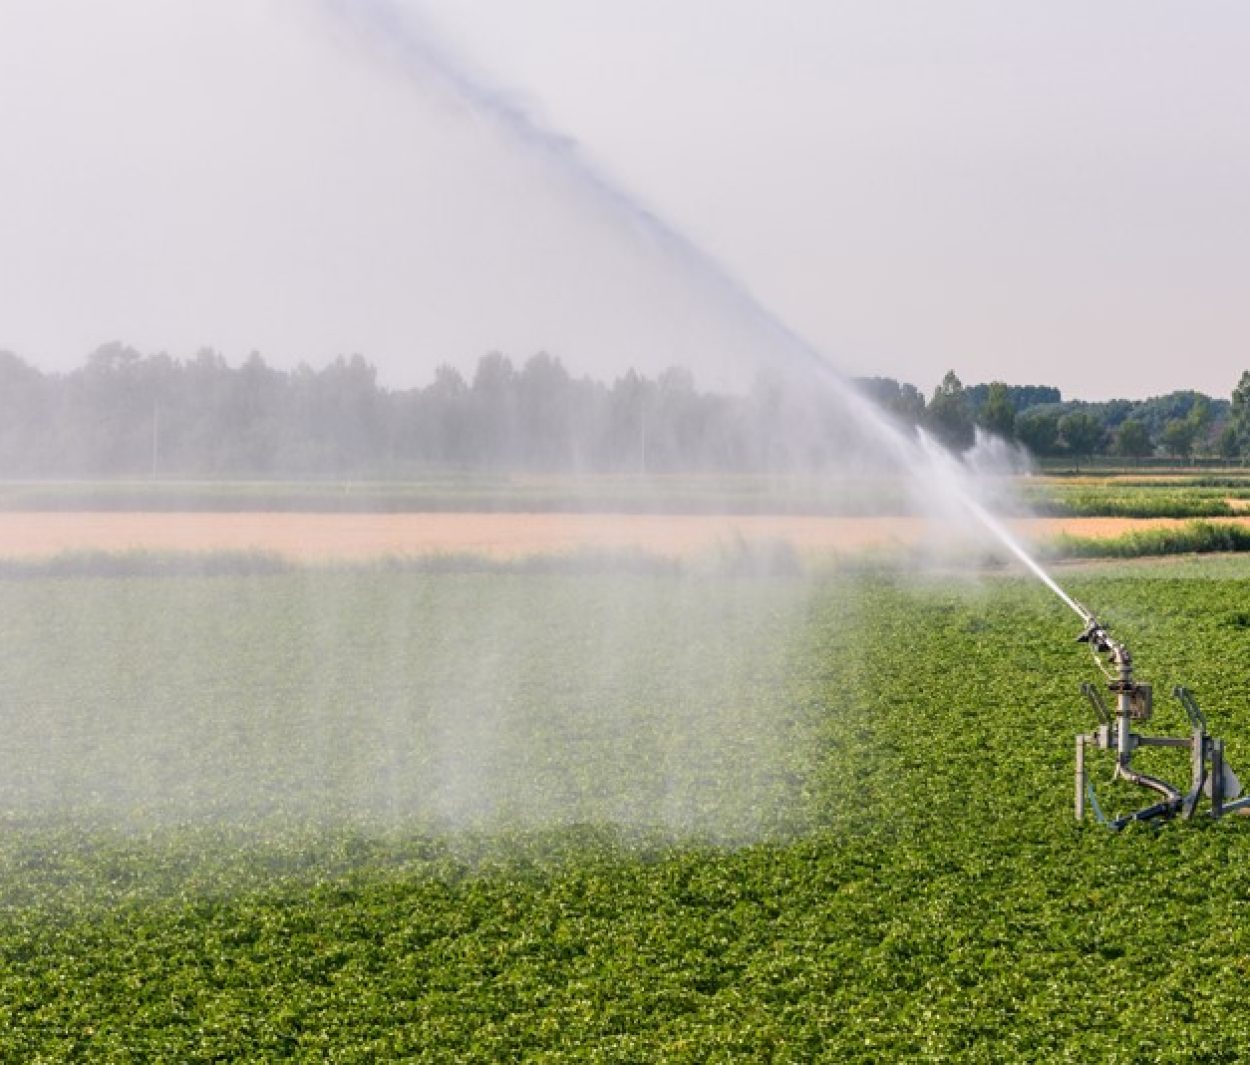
1081, 682, 1111, 725
1173, 686, 1207, 731
1077, 684, 1239, 830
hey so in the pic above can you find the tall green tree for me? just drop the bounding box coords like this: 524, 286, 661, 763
1229, 370, 1250, 457
1233, 370, 1250, 416
1186, 397, 1212, 456
1058, 412, 1105, 466
976, 381, 1015, 441
1015, 412, 1060, 457
1217, 423, 1241, 461
925, 371, 975, 452
1112, 419, 1152, 460
1160, 417, 1198, 461
857, 377, 926, 428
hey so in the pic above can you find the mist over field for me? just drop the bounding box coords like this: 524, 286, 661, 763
0, 0, 1246, 854
0, 569, 833, 846
0, 0, 1244, 849
6, 4, 1250, 1060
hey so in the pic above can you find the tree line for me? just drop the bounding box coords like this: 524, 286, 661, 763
1, 343, 1248, 476
904, 371, 1249, 464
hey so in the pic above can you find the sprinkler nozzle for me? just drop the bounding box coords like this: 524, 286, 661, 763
1077, 617, 1118, 656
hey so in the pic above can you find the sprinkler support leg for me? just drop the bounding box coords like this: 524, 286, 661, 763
1076, 737, 1086, 821
1177, 726, 1207, 820
1212, 739, 1225, 819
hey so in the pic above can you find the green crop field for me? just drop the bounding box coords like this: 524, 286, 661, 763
7, 467, 1250, 519
3, 564, 1250, 1060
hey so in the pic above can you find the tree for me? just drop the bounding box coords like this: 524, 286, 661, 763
1228, 371, 1250, 458
1185, 397, 1212, 456
857, 376, 925, 428
1160, 417, 1198, 461
977, 381, 1015, 441
1015, 412, 1060, 457
1217, 422, 1241, 461
0, 350, 50, 475
925, 371, 975, 452
414, 364, 471, 465
966, 383, 1061, 410
1112, 419, 1152, 460
517, 352, 574, 469
470, 352, 519, 466
1058, 412, 1105, 465
315, 354, 381, 471
605, 369, 655, 472
1233, 370, 1250, 419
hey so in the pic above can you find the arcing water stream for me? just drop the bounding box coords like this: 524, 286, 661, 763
326, 0, 1090, 622
962, 496, 1091, 622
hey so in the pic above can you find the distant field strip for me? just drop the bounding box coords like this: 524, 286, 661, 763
3, 511, 1247, 560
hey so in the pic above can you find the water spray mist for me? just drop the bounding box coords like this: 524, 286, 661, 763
324, 0, 1065, 594
324, 1, 1249, 831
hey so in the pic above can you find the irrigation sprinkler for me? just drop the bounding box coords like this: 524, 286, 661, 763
1074, 610, 1247, 829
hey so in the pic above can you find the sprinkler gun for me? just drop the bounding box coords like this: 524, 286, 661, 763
1073, 606, 1246, 829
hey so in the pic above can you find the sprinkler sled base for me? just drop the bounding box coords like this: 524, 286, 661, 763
1072, 615, 1245, 830
1076, 684, 1246, 830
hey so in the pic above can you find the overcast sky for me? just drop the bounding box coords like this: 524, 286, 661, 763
1, 1, 1247, 400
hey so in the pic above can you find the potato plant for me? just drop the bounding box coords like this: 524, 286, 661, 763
2, 569, 1250, 1060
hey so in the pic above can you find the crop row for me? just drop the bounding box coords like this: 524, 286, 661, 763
2, 570, 1250, 1059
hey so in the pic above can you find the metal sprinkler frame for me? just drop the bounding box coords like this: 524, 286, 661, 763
1073, 612, 1248, 829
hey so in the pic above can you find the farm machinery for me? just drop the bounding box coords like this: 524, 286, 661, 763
1074, 609, 1248, 829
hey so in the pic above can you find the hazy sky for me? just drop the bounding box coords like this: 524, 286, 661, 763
1, 1, 1247, 400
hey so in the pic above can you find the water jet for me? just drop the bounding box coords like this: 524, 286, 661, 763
329, 2, 1250, 834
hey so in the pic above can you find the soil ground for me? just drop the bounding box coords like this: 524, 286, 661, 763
0, 511, 1240, 561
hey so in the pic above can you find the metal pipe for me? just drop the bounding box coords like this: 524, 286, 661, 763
1076, 737, 1086, 820
1111, 638, 1183, 805
1212, 739, 1225, 818
1117, 699, 1133, 766
1113, 642, 1134, 769
1110, 797, 1183, 830
1115, 766, 1182, 804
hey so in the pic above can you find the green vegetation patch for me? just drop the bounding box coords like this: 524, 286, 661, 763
0, 475, 914, 516
8, 469, 1250, 521
3, 570, 1250, 1059
1052, 519, 1250, 559
1024, 483, 1236, 518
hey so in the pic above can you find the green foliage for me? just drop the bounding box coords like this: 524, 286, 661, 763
6, 342, 1246, 473
1052, 520, 1250, 558
0, 347, 878, 477
1016, 411, 1060, 457
1227, 370, 1250, 459
1112, 418, 1153, 459
976, 381, 1016, 440
1217, 423, 1241, 460
5, 473, 1250, 521
1058, 411, 1105, 464
0, 474, 918, 518
925, 370, 976, 452
1117, 475, 1250, 489
1016, 389, 1233, 461
1026, 486, 1234, 519
1160, 417, 1199, 461
0, 572, 822, 841
855, 376, 926, 427
965, 382, 1062, 411
3, 572, 1250, 1058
